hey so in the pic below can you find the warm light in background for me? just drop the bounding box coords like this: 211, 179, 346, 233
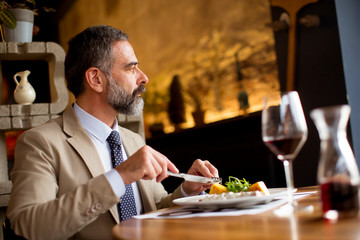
58, 0, 280, 138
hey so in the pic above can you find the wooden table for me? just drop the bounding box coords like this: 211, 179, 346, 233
113, 186, 360, 240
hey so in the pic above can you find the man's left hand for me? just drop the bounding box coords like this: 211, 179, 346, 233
181, 159, 219, 195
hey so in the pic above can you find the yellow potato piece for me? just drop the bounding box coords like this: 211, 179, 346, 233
249, 181, 270, 195
209, 183, 228, 195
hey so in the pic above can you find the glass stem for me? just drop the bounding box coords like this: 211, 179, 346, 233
283, 160, 295, 206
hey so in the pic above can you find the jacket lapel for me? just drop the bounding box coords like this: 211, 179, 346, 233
119, 127, 140, 157
63, 107, 106, 177
62, 107, 119, 223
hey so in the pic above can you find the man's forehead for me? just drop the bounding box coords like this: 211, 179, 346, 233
113, 41, 135, 56
113, 40, 138, 65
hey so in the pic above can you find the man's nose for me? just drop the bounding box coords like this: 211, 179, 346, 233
137, 68, 149, 85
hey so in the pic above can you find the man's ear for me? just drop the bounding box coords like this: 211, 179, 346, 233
85, 67, 105, 93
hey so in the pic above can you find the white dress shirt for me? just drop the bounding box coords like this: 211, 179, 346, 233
73, 103, 142, 215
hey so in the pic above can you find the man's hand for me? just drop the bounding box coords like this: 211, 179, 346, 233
115, 145, 178, 184
181, 159, 219, 196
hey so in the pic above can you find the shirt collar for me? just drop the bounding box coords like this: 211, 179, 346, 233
73, 102, 119, 143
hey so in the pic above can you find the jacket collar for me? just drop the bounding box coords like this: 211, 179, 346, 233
63, 107, 106, 178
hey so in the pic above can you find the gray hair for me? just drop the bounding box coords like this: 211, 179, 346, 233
65, 25, 128, 97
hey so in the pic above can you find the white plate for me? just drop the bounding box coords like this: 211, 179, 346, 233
173, 188, 295, 210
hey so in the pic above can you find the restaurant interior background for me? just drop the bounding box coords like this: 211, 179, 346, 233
2, 0, 360, 192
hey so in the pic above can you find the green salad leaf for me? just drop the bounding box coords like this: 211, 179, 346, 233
225, 176, 251, 193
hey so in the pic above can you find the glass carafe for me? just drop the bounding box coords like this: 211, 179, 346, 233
310, 105, 360, 219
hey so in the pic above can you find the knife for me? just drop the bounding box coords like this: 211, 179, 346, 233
167, 171, 222, 184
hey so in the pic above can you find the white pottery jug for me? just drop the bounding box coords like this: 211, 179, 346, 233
13, 70, 36, 105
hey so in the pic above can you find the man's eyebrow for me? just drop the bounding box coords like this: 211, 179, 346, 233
123, 61, 139, 68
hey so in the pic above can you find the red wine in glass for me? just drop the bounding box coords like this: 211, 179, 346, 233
262, 92, 308, 214
264, 136, 304, 161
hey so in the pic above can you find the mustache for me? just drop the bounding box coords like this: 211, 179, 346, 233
133, 85, 146, 96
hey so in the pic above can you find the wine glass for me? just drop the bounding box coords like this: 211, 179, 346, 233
262, 91, 308, 215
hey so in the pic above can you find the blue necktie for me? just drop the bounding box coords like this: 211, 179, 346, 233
107, 131, 137, 221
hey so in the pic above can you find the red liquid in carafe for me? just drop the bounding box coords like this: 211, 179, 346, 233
321, 181, 359, 217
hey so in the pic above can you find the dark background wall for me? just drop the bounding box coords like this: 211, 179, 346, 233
148, 0, 351, 193
271, 0, 349, 187
148, 113, 285, 192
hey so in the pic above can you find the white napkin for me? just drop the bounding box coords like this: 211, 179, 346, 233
134, 191, 316, 219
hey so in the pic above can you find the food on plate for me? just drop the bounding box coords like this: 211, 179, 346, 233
209, 176, 270, 196
202, 177, 270, 202
249, 181, 270, 196
209, 183, 228, 195
225, 176, 251, 193
199, 191, 263, 202
199, 177, 272, 203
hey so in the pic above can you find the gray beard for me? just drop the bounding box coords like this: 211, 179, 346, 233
106, 76, 145, 116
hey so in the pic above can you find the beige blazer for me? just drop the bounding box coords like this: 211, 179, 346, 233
7, 107, 183, 240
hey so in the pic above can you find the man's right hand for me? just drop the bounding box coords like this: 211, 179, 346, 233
115, 145, 179, 185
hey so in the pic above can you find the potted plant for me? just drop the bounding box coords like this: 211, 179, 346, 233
0, 0, 55, 42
